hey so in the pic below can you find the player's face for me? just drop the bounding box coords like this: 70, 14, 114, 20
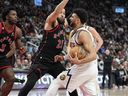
7, 10, 18, 24
58, 9, 65, 24
69, 13, 79, 28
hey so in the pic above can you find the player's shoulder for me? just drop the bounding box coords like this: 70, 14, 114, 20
77, 26, 89, 34
44, 19, 59, 31
15, 26, 22, 38
87, 26, 96, 32
78, 27, 92, 38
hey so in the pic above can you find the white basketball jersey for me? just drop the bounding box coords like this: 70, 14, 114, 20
69, 25, 96, 50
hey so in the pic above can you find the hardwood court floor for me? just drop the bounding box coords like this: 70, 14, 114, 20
9, 88, 128, 96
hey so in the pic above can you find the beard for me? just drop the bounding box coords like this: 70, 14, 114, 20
8, 19, 17, 25
70, 21, 76, 28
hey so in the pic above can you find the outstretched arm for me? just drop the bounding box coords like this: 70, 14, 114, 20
45, 0, 69, 26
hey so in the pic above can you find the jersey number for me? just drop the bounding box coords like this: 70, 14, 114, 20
56, 40, 64, 49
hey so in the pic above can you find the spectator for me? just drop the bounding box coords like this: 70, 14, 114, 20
102, 49, 113, 89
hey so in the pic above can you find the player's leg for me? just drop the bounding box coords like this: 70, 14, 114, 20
68, 89, 78, 96
49, 63, 78, 96
79, 79, 99, 96
46, 78, 78, 96
46, 63, 66, 96
18, 71, 40, 96
45, 74, 78, 96
8, 55, 25, 84
45, 78, 62, 96
18, 64, 48, 96
1, 68, 15, 96
68, 90, 78, 96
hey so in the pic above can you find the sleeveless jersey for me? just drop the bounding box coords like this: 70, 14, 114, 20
69, 26, 96, 48
63, 26, 99, 93
0, 22, 16, 55
36, 24, 65, 61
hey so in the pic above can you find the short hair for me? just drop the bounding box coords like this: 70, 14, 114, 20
2, 6, 16, 21
73, 8, 88, 24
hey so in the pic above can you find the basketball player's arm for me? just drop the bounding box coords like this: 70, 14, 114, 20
69, 31, 97, 64
79, 31, 97, 64
6, 42, 16, 58
15, 27, 26, 54
89, 27, 103, 52
15, 27, 23, 49
45, 0, 69, 25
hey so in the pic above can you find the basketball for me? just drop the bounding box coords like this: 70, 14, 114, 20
69, 45, 88, 59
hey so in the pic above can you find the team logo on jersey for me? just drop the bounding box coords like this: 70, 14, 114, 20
60, 74, 66, 80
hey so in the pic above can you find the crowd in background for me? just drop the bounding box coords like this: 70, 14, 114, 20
0, 0, 128, 88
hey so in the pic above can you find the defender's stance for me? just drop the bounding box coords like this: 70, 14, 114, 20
18, 0, 78, 96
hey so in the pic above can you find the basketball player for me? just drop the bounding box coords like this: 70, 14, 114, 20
0, 6, 26, 96
0, 25, 26, 86
45, 8, 99, 96
18, 0, 78, 96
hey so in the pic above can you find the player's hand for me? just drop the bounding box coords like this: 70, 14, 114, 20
69, 52, 81, 64
54, 55, 64, 62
